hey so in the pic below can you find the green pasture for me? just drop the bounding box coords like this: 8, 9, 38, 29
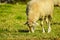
0, 3, 60, 40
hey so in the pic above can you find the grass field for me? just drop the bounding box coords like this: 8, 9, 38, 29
0, 3, 60, 40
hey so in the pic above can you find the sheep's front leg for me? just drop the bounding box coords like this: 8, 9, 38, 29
29, 26, 34, 33
41, 20, 45, 33
46, 18, 51, 33
28, 20, 36, 33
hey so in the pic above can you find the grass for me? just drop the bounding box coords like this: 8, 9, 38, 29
0, 3, 60, 40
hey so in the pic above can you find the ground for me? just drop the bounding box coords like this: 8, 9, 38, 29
0, 3, 60, 40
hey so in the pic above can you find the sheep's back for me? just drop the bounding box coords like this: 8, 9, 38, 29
27, 0, 54, 21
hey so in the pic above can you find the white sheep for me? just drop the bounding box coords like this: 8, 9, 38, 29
26, 0, 54, 33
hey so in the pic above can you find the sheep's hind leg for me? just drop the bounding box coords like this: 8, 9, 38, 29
48, 22, 51, 33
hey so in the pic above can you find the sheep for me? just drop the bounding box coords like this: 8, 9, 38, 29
54, 0, 60, 6
26, 0, 54, 33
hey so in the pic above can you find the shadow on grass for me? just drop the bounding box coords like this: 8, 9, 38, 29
18, 29, 29, 33
51, 22, 60, 25
0, 29, 29, 33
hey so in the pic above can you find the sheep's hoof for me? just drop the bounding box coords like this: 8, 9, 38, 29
42, 29, 45, 33
29, 31, 31, 33
29, 32, 34, 33
48, 30, 51, 33
31, 30, 34, 33
48, 27, 51, 33
42, 31, 45, 33
29, 31, 34, 33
